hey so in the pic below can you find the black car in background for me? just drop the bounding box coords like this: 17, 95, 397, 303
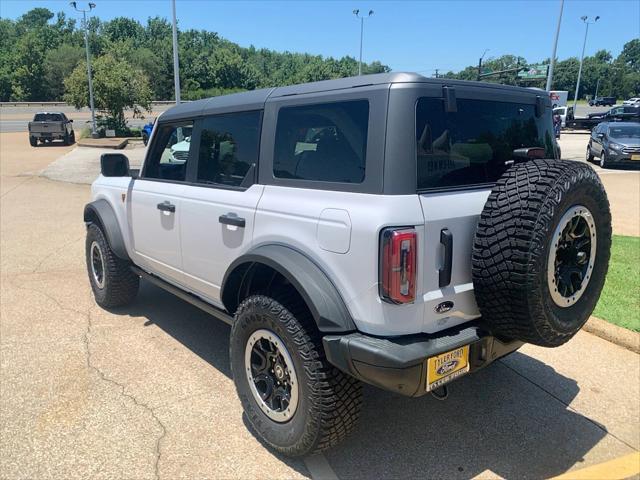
587, 122, 640, 168
589, 96, 616, 107
588, 105, 640, 121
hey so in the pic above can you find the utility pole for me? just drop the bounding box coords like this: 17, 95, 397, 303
573, 15, 599, 111
171, 0, 181, 104
434, 69, 439, 79
353, 9, 373, 76
546, 0, 564, 91
477, 49, 490, 81
594, 77, 600, 99
70, 1, 98, 138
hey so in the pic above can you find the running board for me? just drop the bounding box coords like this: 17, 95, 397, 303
131, 266, 233, 326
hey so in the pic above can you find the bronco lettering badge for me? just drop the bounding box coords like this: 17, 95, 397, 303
435, 301, 454, 314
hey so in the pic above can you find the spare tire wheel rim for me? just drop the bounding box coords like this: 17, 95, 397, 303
547, 205, 597, 308
90, 241, 106, 289
244, 329, 299, 423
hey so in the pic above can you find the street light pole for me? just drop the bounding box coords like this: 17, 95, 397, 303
573, 15, 599, 111
70, 1, 97, 138
477, 49, 490, 81
171, 0, 181, 104
545, 0, 564, 91
353, 9, 373, 76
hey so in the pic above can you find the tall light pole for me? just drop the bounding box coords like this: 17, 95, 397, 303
353, 9, 373, 76
171, 0, 181, 104
70, 1, 98, 138
477, 48, 490, 81
545, 0, 564, 91
573, 15, 599, 111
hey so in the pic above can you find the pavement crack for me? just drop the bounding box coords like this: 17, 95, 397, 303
6, 277, 167, 480
84, 304, 167, 480
31, 233, 85, 274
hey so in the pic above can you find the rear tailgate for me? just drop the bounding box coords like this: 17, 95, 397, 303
419, 190, 487, 332
29, 122, 65, 135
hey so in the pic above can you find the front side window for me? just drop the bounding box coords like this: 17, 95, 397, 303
196, 111, 261, 188
273, 100, 369, 183
143, 123, 193, 182
416, 97, 556, 190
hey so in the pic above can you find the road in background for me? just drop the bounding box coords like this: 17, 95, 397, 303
0, 104, 172, 133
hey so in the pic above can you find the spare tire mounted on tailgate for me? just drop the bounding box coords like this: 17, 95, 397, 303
472, 159, 611, 347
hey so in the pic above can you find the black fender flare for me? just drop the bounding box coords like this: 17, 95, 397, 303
83, 199, 130, 261
221, 244, 356, 333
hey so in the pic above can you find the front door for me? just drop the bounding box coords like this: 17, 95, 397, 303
130, 122, 194, 284
179, 111, 263, 305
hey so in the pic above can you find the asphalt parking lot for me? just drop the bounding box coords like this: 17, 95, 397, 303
1, 130, 638, 479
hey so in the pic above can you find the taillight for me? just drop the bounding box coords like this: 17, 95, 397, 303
379, 228, 417, 304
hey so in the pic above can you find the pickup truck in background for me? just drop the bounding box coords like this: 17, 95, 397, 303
28, 112, 75, 147
565, 105, 640, 130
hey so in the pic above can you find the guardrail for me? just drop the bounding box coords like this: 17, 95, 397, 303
0, 101, 177, 108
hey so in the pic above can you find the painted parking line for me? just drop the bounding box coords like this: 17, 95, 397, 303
550, 451, 640, 480
304, 453, 339, 480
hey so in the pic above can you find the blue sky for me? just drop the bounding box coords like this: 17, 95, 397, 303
1, 0, 637, 73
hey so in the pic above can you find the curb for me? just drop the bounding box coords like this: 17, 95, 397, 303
583, 316, 640, 354
77, 138, 129, 149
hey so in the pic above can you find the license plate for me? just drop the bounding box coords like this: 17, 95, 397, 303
426, 345, 470, 391
40, 132, 51, 137
631, 154, 640, 161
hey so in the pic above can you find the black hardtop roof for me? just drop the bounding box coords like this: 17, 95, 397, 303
159, 72, 547, 123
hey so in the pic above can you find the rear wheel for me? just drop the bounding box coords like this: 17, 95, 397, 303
586, 145, 594, 162
142, 132, 149, 146
230, 293, 362, 457
473, 159, 611, 347
29, 136, 37, 147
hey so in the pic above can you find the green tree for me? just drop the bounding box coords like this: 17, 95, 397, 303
64, 54, 152, 131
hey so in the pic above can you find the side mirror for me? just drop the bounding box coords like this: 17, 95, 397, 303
69, 119, 74, 123
597, 133, 605, 140
100, 153, 131, 177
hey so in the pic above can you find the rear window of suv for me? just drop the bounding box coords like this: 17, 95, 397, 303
416, 97, 556, 190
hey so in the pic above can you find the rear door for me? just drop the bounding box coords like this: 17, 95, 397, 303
178, 111, 263, 304
415, 90, 557, 332
130, 121, 194, 284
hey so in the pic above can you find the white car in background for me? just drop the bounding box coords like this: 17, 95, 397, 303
553, 106, 574, 128
623, 97, 640, 106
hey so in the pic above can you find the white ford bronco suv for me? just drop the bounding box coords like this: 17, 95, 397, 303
84, 73, 611, 456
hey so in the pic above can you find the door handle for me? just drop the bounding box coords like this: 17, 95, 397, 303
439, 228, 453, 288
219, 213, 245, 228
157, 201, 175, 213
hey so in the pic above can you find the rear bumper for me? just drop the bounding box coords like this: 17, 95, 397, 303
30, 132, 64, 138
323, 324, 522, 397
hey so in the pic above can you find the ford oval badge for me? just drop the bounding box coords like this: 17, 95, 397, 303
435, 301, 454, 314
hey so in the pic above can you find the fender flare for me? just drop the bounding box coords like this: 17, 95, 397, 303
221, 244, 356, 333
83, 199, 130, 261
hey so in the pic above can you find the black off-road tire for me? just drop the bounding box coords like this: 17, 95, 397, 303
85, 223, 139, 308
472, 159, 611, 347
142, 132, 149, 146
29, 136, 37, 147
69, 131, 76, 144
230, 293, 362, 457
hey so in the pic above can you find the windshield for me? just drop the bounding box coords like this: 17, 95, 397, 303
609, 125, 640, 139
553, 108, 565, 115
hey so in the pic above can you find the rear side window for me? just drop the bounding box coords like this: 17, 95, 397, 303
416, 98, 556, 190
196, 111, 261, 188
273, 100, 368, 183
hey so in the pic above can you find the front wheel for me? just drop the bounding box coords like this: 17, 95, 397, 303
230, 294, 362, 457
142, 132, 149, 146
85, 224, 139, 308
599, 152, 609, 169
